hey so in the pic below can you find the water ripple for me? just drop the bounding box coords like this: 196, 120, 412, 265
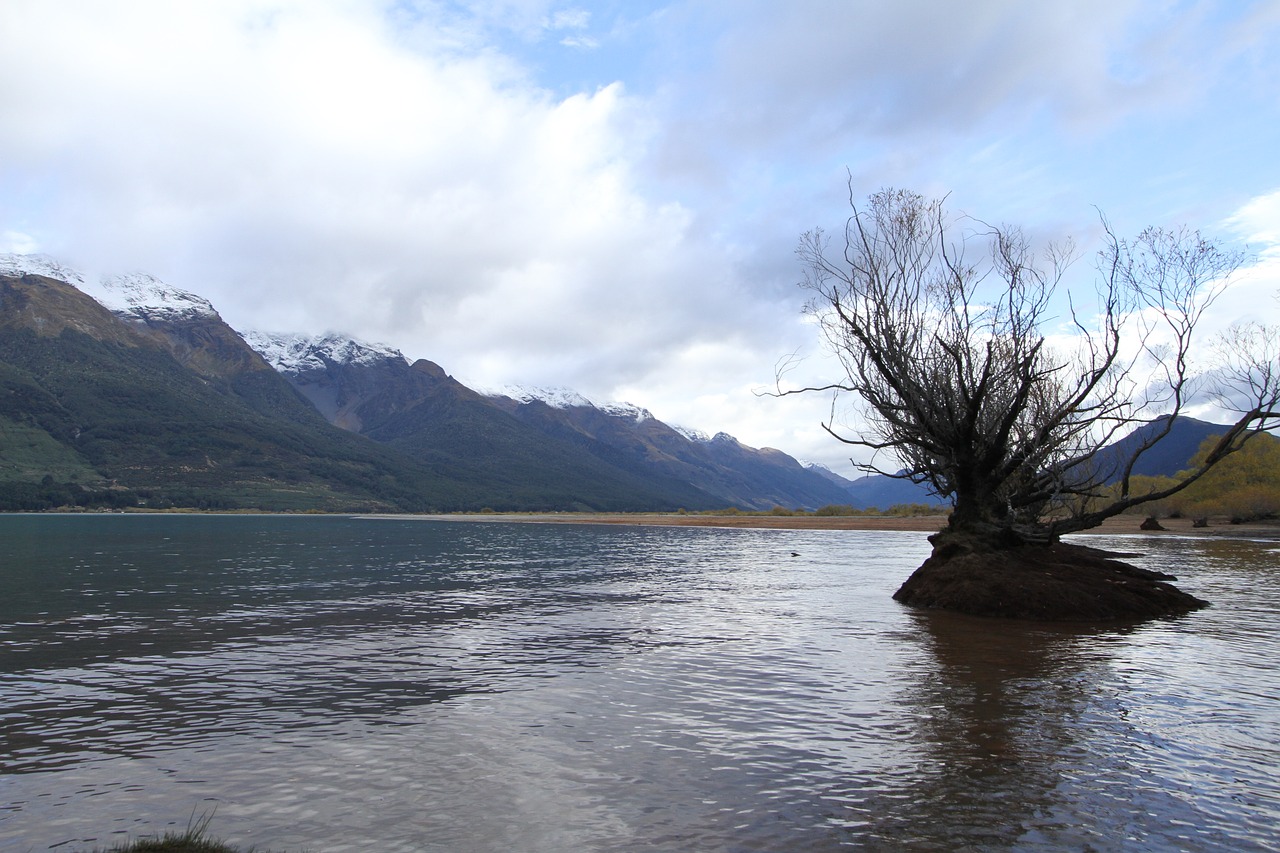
1, 518, 1278, 851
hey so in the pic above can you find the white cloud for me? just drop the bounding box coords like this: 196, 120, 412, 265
549, 8, 591, 32
0, 231, 38, 254
0, 3, 719, 336
1225, 188, 1280, 250
2, 1, 1279, 471
1212, 187, 1280, 341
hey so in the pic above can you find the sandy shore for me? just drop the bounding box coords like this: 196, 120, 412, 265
372, 512, 1280, 539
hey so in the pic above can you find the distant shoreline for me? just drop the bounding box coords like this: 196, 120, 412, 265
15, 507, 1280, 540
368, 512, 950, 532
364, 512, 1280, 539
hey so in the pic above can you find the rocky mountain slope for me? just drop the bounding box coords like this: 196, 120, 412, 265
0, 262, 472, 511
479, 385, 854, 509
247, 331, 724, 510
248, 332, 853, 510
0, 255, 853, 511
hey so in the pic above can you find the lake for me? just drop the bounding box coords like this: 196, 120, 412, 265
1, 514, 1278, 851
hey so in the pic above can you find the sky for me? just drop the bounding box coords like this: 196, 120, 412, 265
3, 1, 1280, 474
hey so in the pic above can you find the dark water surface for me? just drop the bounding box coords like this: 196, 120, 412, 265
1, 515, 1278, 851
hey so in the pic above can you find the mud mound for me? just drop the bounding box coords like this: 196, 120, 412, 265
892, 536, 1208, 621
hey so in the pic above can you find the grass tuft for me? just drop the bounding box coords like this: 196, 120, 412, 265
99, 833, 243, 852
86, 810, 270, 853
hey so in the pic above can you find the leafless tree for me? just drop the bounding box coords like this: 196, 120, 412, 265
781, 187, 1280, 545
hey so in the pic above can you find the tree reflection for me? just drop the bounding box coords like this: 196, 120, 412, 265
859, 609, 1141, 849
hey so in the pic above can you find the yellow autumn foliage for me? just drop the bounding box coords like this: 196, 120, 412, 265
1137, 432, 1280, 521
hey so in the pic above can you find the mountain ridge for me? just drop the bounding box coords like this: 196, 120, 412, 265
0, 253, 1236, 513
0, 268, 477, 512
0, 254, 850, 510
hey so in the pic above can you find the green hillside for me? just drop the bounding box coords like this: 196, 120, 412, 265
364, 375, 721, 511
259, 336, 722, 512
0, 325, 473, 510
0, 271, 725, 512
0, 273, 485, 511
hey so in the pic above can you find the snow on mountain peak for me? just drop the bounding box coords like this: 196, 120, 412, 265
90, 272, 219, 323
0, 254, 216, 323
597, 400, 653, 422
244, 330, 406, 374
0, 253, 87, 286
482, 384, 653, 422
487, 384, 593, 408
674, 425, 712, 443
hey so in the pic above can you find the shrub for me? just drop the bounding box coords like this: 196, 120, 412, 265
814, 504, 859, 516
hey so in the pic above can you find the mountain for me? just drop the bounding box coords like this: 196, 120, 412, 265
84, 272, 339, 426
3, 253, 1222, 515
4, 256, 846, 514
242, 332, 416, 431
1087, 415, 1225, 481
477, 386, 856, 509
248, 332, 721, 511
0, 258, 483, 511
805, 463, 946, 510
89, 272, 269, 378
250, 335, 852, 510
805, 415, 1231, 511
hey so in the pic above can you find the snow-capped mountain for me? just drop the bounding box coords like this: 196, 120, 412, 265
0, 255, 859, 510
479, 384, 653, 423
0, 253, 87, 286
0, 253, 216, 324
241, 331, 436, 432
92, 272, 218, 323
249, 330, 852, 509
673, 425, 713, 443
473, 378, 854, 509
244, 330, 407, 375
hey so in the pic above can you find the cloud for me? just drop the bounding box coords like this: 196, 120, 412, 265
0, 4, 742, 351
0, 0, 837, 457
1215, 188, 1280, 336
3, 1, 1279, 473
644, 0, 1280, 235
1226, 188, 1280, 250
1, 231, 38, 254
650, 1, 1148, 178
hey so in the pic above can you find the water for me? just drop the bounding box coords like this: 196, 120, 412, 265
1, 515, 1278, 852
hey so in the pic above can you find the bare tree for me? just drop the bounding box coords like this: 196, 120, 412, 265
782, 187, 1280, 546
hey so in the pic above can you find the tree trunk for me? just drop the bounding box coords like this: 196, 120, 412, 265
944, 479, 1051, 550
945, 479, 1006, 537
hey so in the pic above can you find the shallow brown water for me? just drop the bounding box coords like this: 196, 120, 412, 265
0, 515, 1277, 851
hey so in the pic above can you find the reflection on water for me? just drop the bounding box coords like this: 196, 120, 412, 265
1, 517, 1278, 851
869, 611, 1116, 849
